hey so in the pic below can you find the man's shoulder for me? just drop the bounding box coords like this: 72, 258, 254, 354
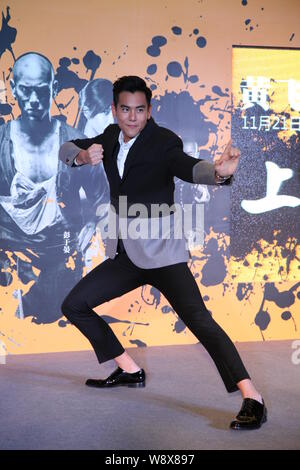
152, 120, 182, 147
102, 123, 120, 138
151, 119, 181, 142
59, 120, 86, 140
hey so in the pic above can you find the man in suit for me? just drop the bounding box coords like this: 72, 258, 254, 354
59, 76, 267, 430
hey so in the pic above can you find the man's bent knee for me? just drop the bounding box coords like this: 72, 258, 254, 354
61, 294, 77, 320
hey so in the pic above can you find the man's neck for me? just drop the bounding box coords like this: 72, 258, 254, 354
119, 131, 139, 145
18, 116, 57, 145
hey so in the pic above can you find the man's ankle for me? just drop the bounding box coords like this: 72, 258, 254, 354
118, 365, 141, 374
243, 393, 263, 404
124, 367, 141, 374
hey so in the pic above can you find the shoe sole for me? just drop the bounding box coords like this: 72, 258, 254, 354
86, 381, 146, 389
230, 412, 267, 430
127, 382, 146, 388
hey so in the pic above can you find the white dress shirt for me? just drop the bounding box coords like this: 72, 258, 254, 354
116, 131, 139, 178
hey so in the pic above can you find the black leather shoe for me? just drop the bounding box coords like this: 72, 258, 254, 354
85, 367, 146, 388
230, 398, 267, 430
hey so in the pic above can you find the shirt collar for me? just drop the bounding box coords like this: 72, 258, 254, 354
118, 131, 139, 148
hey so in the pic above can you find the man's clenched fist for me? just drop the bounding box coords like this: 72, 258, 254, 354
76, 144, 104, 166
214, 139, 241, 177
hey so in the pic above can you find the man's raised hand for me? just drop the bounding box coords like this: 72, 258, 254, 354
214, 139, 241, 177
77, 144, 104, 166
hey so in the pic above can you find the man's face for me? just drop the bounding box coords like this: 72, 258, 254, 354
11, 61, 55, 121
112, 91, 152, 142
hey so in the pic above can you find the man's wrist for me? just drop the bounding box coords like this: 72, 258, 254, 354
214, 171, 232, 184
73, 153, 84, 166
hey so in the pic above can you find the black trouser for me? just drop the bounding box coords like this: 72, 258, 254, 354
61, 244, 250, 393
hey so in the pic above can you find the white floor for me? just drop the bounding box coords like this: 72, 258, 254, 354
1, 340, 299, 450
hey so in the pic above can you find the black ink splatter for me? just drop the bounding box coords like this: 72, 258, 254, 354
146, 36, 167, 57
147, 64, 157, 75
161, 305, 174, 314
282, 310, 291, 320
201, 237, 228, 287
212, 85, 229, 97
152, 90, 218, 144
129, 339, 147, 347
0, 103, 12, 116
236, 283, 254, 302
196, 36, 207, 48
166, 56, 199, 84
167, 61, 182, 78
0, 6, 17, 61
55, 57, 87, 93
255, 309, 270, 333
82, 50, 101, 80
141, 285, 161, 308
171, 26, 182, 35
174, 318, 186, 333
251, 282, 300, 336
264, 283, 300, 309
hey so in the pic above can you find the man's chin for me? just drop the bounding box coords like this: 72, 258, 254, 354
28, 114, 43, 120
24, 113, 47, 122
125, 128, 140, 140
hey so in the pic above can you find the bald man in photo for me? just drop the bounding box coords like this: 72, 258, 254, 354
0, 52, 109, 324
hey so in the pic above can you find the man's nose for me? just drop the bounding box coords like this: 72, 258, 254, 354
29, 90, 39, 105
128, 109, 136, 121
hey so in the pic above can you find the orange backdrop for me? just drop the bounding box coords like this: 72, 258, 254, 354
0, 0, 299, 358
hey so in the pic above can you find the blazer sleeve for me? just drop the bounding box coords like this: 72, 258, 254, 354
59, 133, 105, 167
166, 135, 218, 185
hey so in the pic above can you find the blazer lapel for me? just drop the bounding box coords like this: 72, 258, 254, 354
112, 140, 121, 183
105, 126, 121, 161
104, 126, 121, 182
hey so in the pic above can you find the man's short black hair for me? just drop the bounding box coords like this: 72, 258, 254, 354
113, 76, 152, 107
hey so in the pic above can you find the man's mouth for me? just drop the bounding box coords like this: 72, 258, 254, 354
27, 109, 42, 114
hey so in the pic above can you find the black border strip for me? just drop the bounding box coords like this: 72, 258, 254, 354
232, 44, 300, 51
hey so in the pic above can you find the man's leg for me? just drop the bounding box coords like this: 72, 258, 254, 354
145, 262, 251, 393
61, 253, 145, 367
145, 262, 267, 429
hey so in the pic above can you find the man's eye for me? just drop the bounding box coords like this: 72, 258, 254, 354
37, 87, 50, 96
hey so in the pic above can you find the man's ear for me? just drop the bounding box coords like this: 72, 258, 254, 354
10, 79, 17, 100
52, 80, 58, 98
147, 103, 152, 120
